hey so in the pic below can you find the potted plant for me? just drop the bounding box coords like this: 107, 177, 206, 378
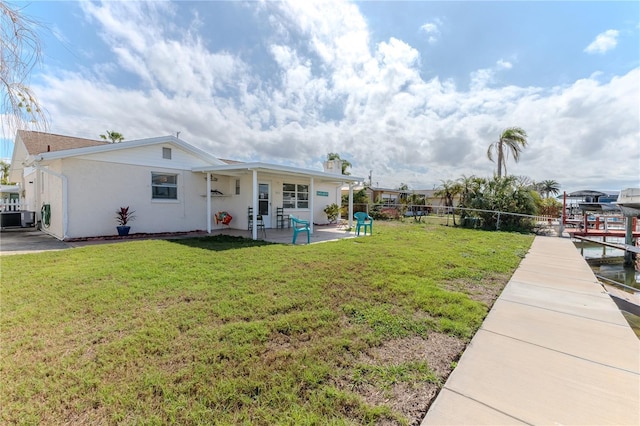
115, 206, 136, 236
323, 203, 340, 224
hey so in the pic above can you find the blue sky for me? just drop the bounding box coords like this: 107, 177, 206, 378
2, 0, 639, 193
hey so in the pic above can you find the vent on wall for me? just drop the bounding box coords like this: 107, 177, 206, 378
162, 147, 172, 159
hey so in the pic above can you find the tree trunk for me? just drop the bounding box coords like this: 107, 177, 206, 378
496, 141, 503, 177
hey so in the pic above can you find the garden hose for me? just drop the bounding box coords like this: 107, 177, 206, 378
41, 203, 51, 228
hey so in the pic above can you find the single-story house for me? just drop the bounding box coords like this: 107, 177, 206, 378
340, 186, 452, 208
9, 130, 363, 240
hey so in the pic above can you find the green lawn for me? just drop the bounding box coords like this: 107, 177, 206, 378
1, 220, 533, 425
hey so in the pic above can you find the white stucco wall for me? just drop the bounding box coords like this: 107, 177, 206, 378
63, 158, 207, 238
41, 143, 214, 239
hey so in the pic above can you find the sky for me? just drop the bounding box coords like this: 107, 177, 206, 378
2, 0, 639, 194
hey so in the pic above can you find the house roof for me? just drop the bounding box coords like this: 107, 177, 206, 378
18, 130, 108, 155
14, 131, 361, 183
31, 135, 224, 166
218, 158, 244, 165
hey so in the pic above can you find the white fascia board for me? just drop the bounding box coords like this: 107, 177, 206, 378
35, 135, 224, 165
192, 162, 364, 183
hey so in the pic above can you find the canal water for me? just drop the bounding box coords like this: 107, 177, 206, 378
574, 239, 639, 289
574, 239, 640, 338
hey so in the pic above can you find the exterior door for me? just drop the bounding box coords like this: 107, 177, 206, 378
258, 182, 271, 227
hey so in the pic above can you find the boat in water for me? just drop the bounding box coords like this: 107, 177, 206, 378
565, 190, 620, 214
615, 188, 640, 217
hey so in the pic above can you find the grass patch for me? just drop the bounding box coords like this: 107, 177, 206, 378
1, 221, 533, 424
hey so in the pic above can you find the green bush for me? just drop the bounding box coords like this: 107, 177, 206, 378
323, 203, 340, 223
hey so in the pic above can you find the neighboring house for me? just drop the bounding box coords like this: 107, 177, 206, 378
340, 186, 451, 208
9, 130, 363, 240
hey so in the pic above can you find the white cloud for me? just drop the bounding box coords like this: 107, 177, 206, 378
25, 0, 640, 193
584, 29, 619, 54
469, 59, 513, 90
420, 19, 442, 44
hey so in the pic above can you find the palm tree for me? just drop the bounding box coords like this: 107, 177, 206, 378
435, 179, 461, 226
487, 127, 528, 177
1, 160, 11, 184
539, 179, 560, 199
327, 153, 352, 175
100, 130, 125, 143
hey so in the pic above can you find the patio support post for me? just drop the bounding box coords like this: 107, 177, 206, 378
348, 183, 354, 229
206, 172, 211, 233
624, 216, 633, 266
336, 184, 342, 222
252, 169, 258, 240
309, 177, 314, 234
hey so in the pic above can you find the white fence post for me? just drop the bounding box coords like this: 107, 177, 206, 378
0, 199, 22, 212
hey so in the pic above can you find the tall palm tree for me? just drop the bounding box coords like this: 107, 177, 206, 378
539, 179, 560, 198
100, 130, 125, 143
487, 127, 528, 177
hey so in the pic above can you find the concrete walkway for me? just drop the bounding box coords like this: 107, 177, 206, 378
0, 225, 358, 255
423, 236, 640, 425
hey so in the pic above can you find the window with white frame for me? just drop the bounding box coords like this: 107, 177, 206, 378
151, 172, 178, 200
282, 183, 309, 209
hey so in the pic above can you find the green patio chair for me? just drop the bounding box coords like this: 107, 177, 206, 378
290, 215, 310, 244
354, 212, 373, 236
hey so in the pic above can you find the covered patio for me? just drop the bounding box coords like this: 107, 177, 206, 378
193, 161, 364, 241
206, 222, 359, 245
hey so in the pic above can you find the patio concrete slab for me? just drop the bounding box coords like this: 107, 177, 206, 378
422, 236, 640, 426
0, 224, 358, 255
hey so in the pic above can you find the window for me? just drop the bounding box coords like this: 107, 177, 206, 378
282, 183, 309, 209
162, 147, 172, 159
152, 173, 178, 199
235, 179, 240, 195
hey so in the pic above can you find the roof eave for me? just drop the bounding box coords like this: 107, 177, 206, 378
192, 162, 363, 183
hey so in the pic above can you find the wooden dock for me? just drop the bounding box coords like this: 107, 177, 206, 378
565, 228, 640, 238
572, 235, 640, 254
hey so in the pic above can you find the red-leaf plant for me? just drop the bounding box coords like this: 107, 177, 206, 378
115, 206, 136, 226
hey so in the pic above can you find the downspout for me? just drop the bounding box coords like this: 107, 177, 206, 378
35, 163, 68, 239
251, 169, 258, 240
206, 172, 212, 233
348, 183, 354, 229
309, 177, 314, 233
335, 184, 342, 222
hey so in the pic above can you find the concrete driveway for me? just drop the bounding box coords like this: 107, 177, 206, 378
0, 228, 71, 256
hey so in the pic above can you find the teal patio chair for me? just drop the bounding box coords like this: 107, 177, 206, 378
354, 212, 373, 236
290, 215, 310, 244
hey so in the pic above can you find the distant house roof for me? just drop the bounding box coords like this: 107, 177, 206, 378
567, 190, 619, 198
18, 130, 108, 155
